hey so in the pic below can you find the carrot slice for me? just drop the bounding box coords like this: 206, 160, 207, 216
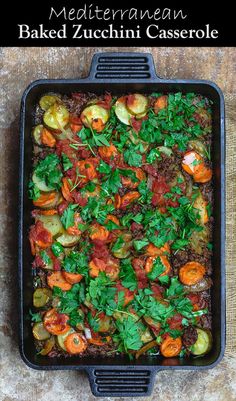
182, 151, 203, 175
88, 336, 111, 346
105, 214, 120, 226
98, 143, 118, 159
114, 194, 121, 209
70, 123, 82, 134
41, 128, 56, 148
66, 212, 83, 236
34, 209, 58, 216
62, 271, 83, 284
33, 192, 58, 208
179, 261, 206, 285
47, 271, 72, 291
120, 191, 140, 209
43, 308, 70, 335
89, 258, 106, 278
193, 165, 212, 183
146, 243, 170, 257
160, 336, 182, 357
91, 118, 105, 132
121, 168, 146, 189
154, 95, 168, 114
89, 223, 109, 241
64, 333, 87, 354
61, 177, 73, 201
145, 256, 171, 277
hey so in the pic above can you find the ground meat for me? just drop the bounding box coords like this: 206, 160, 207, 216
171, 247, 212, 275
37, 269, 47, 288
182, 326, 198, 347
199, 314, 212, 330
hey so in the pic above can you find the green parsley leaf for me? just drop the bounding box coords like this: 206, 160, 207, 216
138, 180, 153, 203
61, 153, 73, 171
28, 181, 40, 200
146, 148, 161, 163
112, 236, 125, 252
87, 311, 100, 332
114, 316, 143, 352
29, 310, 42, 323
40, 250, 51, 265
158, 275, 170, 285
101, 170, 121, 195
119, 259, 137, 291
133, 239, 149, 251
62, 251, 89, 276
98, 160, 112, 174
61, 204, 77, 229
51, 242, 64, 257
124, 148, 142, 167
147, 257, 165, 281
34, 154, 63, 190
166, 277, 184, 298
171, 239, 189, 251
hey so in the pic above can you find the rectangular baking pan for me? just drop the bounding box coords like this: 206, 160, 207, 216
18, 52, 226, 397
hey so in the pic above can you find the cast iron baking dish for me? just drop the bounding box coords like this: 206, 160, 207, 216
18, 52, 226, 397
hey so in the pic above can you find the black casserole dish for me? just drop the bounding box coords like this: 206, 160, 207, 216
19, 52, 225, 397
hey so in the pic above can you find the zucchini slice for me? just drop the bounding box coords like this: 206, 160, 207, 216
81, 105, 109, 128
39, 336, 55, 356
39, 94, 61, 111
32, 172, 54, 192
189, 226, 209, 255
56, 233, 81, 247
126, 94, 148, 116
32, 124, 44, 145
112, 234, 132, 259
33, 322, 51, 340
157, 146, 173, 157
37, 214, 63, 237
33, 288, 52, 308
191, 328, 212, 355
193, 192, 208, 225
57, 328, 75, 351
43, 103, 69, 130
188, 140, 208, 159
115, 97, 132, 125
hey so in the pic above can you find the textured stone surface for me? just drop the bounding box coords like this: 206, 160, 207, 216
0, 47, 236, 401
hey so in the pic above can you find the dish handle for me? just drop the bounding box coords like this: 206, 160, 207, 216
87, 52, 162, 81
86, 367, 156, 397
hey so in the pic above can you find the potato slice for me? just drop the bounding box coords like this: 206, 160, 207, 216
56, 233, 81, 247
140, 327, 153, 343
43, 103, 69, 130
191, 328, 212, 355
81, 105, 109, 129
32, 124, 44, 145
115, 97, 132, 125
126, 94, 148, 116
33, 322, 51, 340
37, 214, 63, 237
32, 172, 54, 192
33, 288, 52, 308
57, 328, 75, 351
39, 94, 61, 111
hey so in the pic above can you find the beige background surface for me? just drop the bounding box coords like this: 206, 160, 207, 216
0, 47, 236, 401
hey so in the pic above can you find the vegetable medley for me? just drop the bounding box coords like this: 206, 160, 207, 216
29, 91, 213, 359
